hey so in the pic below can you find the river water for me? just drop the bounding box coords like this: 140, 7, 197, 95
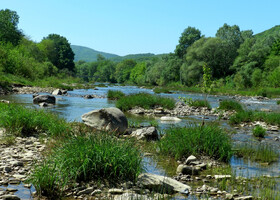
0, 85, 279, 199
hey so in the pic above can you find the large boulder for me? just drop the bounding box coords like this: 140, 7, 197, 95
33, 95, 56, 104
131, 127, 159, 141
81, 107, 128, 133
137, 173, 190, 194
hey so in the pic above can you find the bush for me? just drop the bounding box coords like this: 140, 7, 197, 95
116, 93, 176, 111
158, 124, 232, 162
0, 103, 70, 137
252, 125, 266, 138
277, 100, 280, 105
29, 133, 143, 198
219, 99, 244, 112
107, 90, 125, 100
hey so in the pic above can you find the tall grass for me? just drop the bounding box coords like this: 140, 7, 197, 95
235, 143, 278, 163
252, 125, 266, 138
219, 99, 244, 112
116, 93, 176, 111
29, 133, 143, 198
230, 110, 280, 126
0, 103, 71, 137
157, 124, 232, 162
189, 99, 211, 109
107, 90, 125, 100
153, 87, 172, 94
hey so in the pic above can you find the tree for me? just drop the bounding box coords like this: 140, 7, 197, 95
0, 9, 23, 45
175, 26, 201, 58
42, 34, 75, 72
130, 62, 146, 85
115, 59, 136, 83
216, 23, 243, 49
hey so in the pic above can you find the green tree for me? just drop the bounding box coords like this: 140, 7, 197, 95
175, 26, 201, 58
130, 62, 146, 85
42, 34, 75, 72
0, 9, 23, 45
115, 59, 136, 83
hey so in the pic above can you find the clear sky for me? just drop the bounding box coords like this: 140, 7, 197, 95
1, 0, 280, 56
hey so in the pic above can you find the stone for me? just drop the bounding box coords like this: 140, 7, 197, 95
137, 173, 191, 194
39, 102, 48, 107
160, 116, 182, 121
131, 127, 159, 141
77, 187, 94, 195
91, 189, 102, 195
214, 175, 231, 180
0, 100, 10, 104
4, 166, 12, 173
84, 95, 94, 99
81, 107, 128, 133
108, 188, 123, 194
114, 193, 153, 200
2, 195, 20, 200
10, 161, 23, 167
226, 193, 234, 200
185, 155, 197, 165
52, 89, 63, 95
234, 196, 253, 200
33, 95, 55, 104
176, 165, 200, 175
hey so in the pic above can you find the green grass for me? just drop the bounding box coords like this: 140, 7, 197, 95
230, 110, 280, 126
107, 90, 125, 100
219, 99, 244, 112
189, 99, 211, 109
116, 93, 176, 112
235, 143, 279, 163
157, 124, 232, 162
0, 103, 71, 137
29, 133, 143, 198
252, 125, 266, 138
153, 87, 172, 94
277, 100, 280, 105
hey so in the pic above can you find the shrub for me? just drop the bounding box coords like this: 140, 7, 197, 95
158, 124, 232, 162
29, 133, 143, 198
0, 103, 70, 137
252, 125, 266, 138
116, 93, 176, 111
277, 100, 280, 105
107, 90, 125, 100
219, 99, 244, 112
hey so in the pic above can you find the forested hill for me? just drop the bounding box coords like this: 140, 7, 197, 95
71, 45, 119, 62
254, 25, 280, 40
71, 45, 163, 62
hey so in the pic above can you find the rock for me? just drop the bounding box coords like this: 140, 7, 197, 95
39, 102, 48, 107
33, 95, 55, 104
214, 175, 231, 180
91, 189, 102, 195
2, 195, 20, 200
260, 108, 272, 112
0, 100, 10, 104
176, 165, 200, 175
77, 187, 94, 195
10, 161, 23, 167
226, 193, 234, 200
185, 155, 197, 165
81, 107, 128, 133
114, 193, 153, 200
108, 188, 123, 194
52, 89, 63, 95
160, 116, 181, 121
84, 95, 94, 99
234, 196, 253, 200
137, 173, 191, 194
131, 127, 159, 141
4, 166, 12, 173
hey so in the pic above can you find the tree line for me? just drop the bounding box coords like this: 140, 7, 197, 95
1, 8, 280, 90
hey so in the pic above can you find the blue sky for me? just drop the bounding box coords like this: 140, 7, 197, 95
1, 0, 280, 56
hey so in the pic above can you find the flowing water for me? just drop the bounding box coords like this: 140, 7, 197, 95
0, 85, 279, 199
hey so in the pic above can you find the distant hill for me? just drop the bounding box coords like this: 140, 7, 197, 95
254, 25, 280, 40
71, 45, 163, 62
71, 45, 119, 62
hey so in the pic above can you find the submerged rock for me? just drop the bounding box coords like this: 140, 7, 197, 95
81, 107, 128, 133
160, 116, 181, 121
137, 173, 191, 194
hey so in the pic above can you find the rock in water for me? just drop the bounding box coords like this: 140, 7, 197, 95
160, 116, 181, 121
137, 173, 191, 194
131, 127, 159, 141
33, 95, 56, 104
81, 107, 128, 133
52, 89, 63, 95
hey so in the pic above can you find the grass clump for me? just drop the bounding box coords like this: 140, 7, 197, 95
107, 90, 125, 100
116, 93, 176, 112
230, 110, 280, 126
252, 125, 266, 138
235, 143, 278, 163
0, 103, 71, 137
29, 133, 143, 198
219, 99, 244, 112
189, 99, 211, 109
277, 100, 280, 105
157, 124, 232, 162
153, 87, 172, 94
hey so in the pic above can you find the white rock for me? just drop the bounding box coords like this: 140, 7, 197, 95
185, 155, 197, 165
160, 116, 182, 121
